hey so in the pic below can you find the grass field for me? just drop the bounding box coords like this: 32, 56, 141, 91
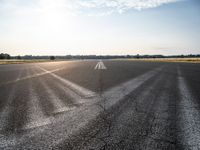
0, 58, 200, 65
0, 59, 56, 65
123, 58, 200, 63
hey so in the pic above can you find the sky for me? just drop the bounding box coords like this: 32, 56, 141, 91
0, 0, 200, 56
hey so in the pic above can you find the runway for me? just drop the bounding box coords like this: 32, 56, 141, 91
0, 60, 200, 149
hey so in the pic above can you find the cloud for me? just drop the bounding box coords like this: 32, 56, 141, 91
0, 0, 181, 17
74, 0, 180, 14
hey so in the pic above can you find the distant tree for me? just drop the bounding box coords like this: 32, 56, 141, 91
17, 55, 21, 59
66, 55, 72, 59
0, 53, 4, 59
50, 56, 55, 60
5, 54, 11, 59
0, 53, 11, 59
126, 55, 131, 58
24, 55, 33, 59
136, 54, 140, 59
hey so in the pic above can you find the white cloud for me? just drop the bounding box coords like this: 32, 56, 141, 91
74, 0, 180, 14
0, 0, 181, 17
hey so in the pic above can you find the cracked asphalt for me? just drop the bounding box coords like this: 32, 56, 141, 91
0, 60, 200, 150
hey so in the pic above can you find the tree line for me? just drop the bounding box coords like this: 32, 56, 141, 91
0, 53, 200, 60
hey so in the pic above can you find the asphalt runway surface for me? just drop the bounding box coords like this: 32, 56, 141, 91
0, 60, 200, 150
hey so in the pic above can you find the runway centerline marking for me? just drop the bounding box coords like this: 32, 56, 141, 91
94, 60, 107, 70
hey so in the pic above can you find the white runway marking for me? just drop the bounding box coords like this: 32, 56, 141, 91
0, 70, 23, 131
1, 67, 64, 86
102, 67, 163, 109
178, 67, 200, 149
54, 82, 85, 104
39, 79, 73, 114
0, 65, 166, 148
38, 66, 96, 98
24, 82, 51, 130
95, 60, 107, 70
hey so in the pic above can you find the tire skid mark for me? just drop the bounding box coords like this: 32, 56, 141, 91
138, 73, 177, 150
177, 67, 200, 149
111, 69, 168, 148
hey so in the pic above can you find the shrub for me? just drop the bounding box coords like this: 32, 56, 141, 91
50, 56, 55, 60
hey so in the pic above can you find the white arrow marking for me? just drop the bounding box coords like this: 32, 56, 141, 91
94, 60, 107, 70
